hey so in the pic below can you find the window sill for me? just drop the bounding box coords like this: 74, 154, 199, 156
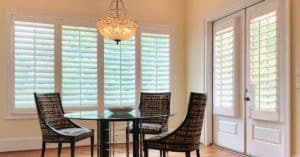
5, 106, 98, 120
4, 113, 38, 120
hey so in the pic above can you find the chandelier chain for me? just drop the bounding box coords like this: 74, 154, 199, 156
108, 0, 127, 18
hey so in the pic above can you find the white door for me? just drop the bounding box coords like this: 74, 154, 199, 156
245, 0, 290, 156
212, 11, 245, 153
213, 0, 290, 156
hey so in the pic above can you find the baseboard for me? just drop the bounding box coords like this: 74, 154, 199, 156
0, 137, 93, 152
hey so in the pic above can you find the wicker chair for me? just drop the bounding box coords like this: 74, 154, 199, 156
143, 92, 207, 157
34, 93, 94, 157
126, 92, 171, 157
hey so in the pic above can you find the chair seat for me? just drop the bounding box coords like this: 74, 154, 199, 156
144, 132, 200, 152
58, 128, 93, 141
128, 123, 167, 134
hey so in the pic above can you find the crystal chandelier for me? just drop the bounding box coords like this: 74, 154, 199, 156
97, 0, 137, 44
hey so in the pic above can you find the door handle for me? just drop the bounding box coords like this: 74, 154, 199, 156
244, 97, 250, 102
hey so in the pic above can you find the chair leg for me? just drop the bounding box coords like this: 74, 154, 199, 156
70, 142, 75, 157
91, 135, 94, 157
163, 151, 166, 157
160, 150, 163, 157
58, 143, 62, 157
196, 149, 200, 157
41, 142, 46, 157
143, 145, 148, 157
140, 133, 144, 157
185, 151, 191, 157
126, 126, 130, 157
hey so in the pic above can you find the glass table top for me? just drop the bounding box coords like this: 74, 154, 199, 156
64, 109, 172, 121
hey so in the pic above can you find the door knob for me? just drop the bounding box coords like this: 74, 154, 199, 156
245, 97, 250, 101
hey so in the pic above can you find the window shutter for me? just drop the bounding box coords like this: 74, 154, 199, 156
141, 33, 170, 92
14, 21, 55, 108
249, 11, 278, 112
213, 14, 242, 117
247, 6, 280, 121
104, 38, 136, 106
62, 26, 98, 107
214, 26, 235, 115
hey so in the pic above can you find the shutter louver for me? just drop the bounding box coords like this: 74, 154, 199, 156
141, 33, 170, 92
62, 26, 98, 107
213, 26, 236, 116
104, 38, 136, 106
249, 11, 278, 112
14, 21, 55, 108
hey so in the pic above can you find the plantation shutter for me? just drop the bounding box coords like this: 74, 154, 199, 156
246, 2, 281, 121
213, 15, 241, 116
61, 26, 98, 107
141, 33, 170, 92
14, 21, 55, 108
104, 38, 136, 106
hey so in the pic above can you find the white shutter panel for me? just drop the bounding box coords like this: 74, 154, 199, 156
247, 2, 280, 121
213, 15, 241, 117
62, 26, 98, 107
104, 38, 136, 106
14, 21, 55, 108
141, 33, 170, 92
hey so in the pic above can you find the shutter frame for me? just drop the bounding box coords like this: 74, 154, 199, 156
246, 0, 281, 122
14, 20, 56, 109
141, 32, 170, 92
213, 15, 239, 117
104, 37, 136, 106
61, 25, 98, 107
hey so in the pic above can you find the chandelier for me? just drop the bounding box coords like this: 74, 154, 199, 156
97, 0, 137, 44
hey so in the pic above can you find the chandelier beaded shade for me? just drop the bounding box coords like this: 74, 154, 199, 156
97, 0, 137, 44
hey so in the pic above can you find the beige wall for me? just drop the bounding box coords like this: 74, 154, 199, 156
185, 0, 238, 94
0, 0, 186, 139
185, 0, 299, 156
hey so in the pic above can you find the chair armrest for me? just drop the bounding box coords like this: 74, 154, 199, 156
147, 118, 185, 143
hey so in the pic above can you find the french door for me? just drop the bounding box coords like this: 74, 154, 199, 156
212, 0, 290, 156
212, 10, 245, 153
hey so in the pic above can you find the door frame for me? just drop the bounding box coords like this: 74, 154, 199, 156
202, 0, 291, 156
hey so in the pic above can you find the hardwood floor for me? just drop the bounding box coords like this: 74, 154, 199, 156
0, 145, 245, 157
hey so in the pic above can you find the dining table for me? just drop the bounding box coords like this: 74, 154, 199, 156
64, 109, 172, 157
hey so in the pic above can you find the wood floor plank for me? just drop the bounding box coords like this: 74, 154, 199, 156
0, 145, 245, 157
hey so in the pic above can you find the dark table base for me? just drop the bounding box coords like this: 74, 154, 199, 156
97, 120, 140, 157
